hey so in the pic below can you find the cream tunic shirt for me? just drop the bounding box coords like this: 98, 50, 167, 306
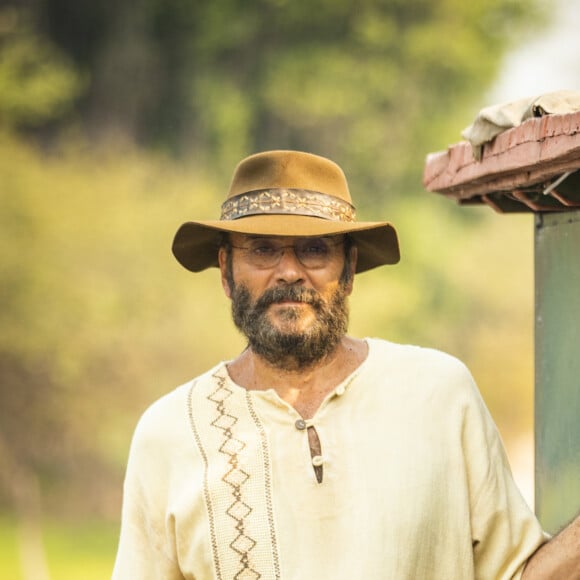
113, 339, 545, 579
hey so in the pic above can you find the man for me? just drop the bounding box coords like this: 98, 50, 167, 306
113, 150, 579, 579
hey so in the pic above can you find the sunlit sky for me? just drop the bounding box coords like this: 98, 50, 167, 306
489, 0, 580, 103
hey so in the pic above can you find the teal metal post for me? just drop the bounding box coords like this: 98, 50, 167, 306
534, 210, 580, 534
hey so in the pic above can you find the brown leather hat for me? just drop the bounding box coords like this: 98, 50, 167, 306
172, 150, 400, 273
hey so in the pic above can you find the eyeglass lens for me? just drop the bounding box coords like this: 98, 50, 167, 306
234, 237, 343, 269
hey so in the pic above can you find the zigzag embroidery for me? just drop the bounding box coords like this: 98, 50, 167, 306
208, 373, 261, 579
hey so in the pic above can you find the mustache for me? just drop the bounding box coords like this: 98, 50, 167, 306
255, 286, 323, 309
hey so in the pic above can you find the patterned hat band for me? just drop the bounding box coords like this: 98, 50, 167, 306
220, 188, 357, 222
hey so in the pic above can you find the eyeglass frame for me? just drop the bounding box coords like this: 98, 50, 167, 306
229, 235, 351, 270
220, 232, 354, 268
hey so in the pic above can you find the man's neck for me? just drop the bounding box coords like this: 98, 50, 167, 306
227, 336, 368, 419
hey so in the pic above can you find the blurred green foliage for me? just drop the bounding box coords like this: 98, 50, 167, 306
5, 0, 545, 192
0, 9, 82, 128
0, 516, 118, 579
0, 0, 547, 574
0, 515, 20, 578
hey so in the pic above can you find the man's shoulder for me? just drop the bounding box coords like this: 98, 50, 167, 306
366, 337, 469, 372
365, 338, 477, 397
131, 362, 225, 443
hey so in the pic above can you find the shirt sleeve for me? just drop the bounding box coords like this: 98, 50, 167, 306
461, 375, 547, 580
112, 409, 185, 580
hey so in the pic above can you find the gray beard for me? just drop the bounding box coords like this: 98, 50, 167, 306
230, 283, 349, 371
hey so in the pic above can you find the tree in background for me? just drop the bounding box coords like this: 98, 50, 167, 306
0, 6, 81, 129
13, 0, 541, 194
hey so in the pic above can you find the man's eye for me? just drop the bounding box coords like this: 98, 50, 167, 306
251, 244, 277, 255
302, 242, 329, 255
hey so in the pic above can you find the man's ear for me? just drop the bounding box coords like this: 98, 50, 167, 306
218, 247, 232, 299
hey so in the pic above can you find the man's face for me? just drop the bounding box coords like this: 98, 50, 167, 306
218, 234, 357, 369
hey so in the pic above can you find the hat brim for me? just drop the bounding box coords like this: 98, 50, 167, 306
172, 214, 400, 274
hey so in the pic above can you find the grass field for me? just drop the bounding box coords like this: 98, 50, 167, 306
0, 515, 118, 580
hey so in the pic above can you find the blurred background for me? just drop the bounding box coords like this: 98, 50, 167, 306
1, 0, 579, 577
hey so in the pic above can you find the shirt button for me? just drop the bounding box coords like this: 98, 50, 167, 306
295, 419, 307, 430
312, 455, 324, 467
335, 385, 346, 396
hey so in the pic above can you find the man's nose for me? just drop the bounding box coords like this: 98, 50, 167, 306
274, 246, 306, 283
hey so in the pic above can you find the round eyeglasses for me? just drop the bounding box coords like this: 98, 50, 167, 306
230, 236, 345, 270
